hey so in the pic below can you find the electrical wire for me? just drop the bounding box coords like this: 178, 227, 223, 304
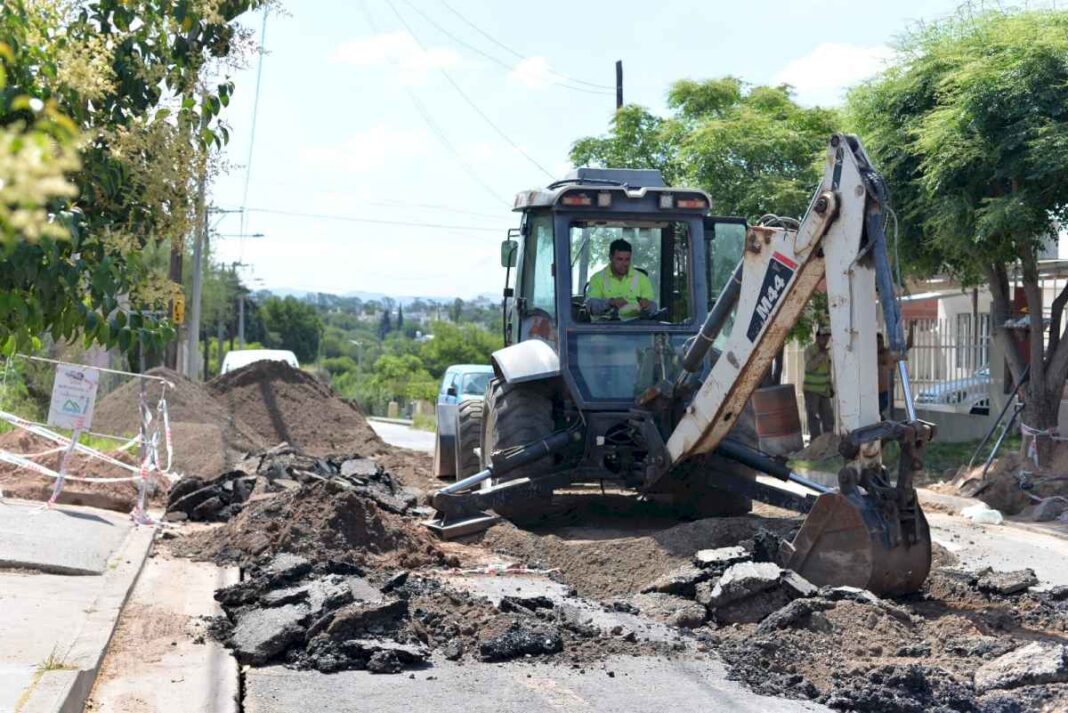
438, 0, 615, 91
359, 0, 513, 207
243, 207, 507, 231
238, 8, 269, 262
386, 0, 556, 179
404, 1, 613, 96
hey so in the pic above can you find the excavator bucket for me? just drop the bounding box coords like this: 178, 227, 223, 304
781, 489, 931, 597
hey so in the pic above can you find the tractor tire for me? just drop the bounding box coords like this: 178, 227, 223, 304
454, 398, 484, 479
661, 401, 759, 518
480, 378, 554, 524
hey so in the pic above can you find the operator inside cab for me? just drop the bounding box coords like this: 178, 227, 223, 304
587, 239, 657, 321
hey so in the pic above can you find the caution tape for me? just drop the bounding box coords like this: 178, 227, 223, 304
0, 449, 141, 482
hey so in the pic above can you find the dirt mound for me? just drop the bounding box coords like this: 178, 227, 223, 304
479, 495, 800, 599
794, 432, 840, 461
714, 567, 1068, 711
173, 480, 445, 570
92, 366, 265, 476
947, 450, 1068, 517
207, 361, 384, 456
0, 430, 157, 511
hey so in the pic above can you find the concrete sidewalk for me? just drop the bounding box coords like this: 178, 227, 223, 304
0, 500, 154, 713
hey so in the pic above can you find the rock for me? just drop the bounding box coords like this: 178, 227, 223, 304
780, 570, 817, 598
751, 529, 786, 563
260, 584, 310, 608
381, 571, 409, 593
191, 495, 225, 521
975, 568, 1039, 595
707, 562, 793, 624
367, 650, 403, 674
265, 553, 313, 583
340, 458, 381, 478
819, 586, 881, 605
478, 623, 564, 662
162, 510, 188, 522
629, 593, 706, 628
324, 599, 408, 640
667, 603, 707, 629
756, 598, 834, 634
694, 579, 718, 608
443, 639, 464, 661
693, 546, 749, 570
974, 642, 1068, 692
895, 642, 932, 657
499, 595, 555, 614
349, 576, 387, 603
1032, 497, 1068, 522
230, 604, 309, 665
1049, 585, 1068, 601
640, 563, 711, 597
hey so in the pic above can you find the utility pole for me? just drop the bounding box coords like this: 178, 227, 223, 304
615, 60, 623, 110
186, 179, 208, 380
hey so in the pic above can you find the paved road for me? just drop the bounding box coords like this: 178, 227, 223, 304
368, 418, 435, 453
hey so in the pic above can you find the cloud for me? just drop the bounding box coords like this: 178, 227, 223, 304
508, 56, 553, 89
773, 43, 895, 106
300, 125, 432, 173
331, 31, 459, 84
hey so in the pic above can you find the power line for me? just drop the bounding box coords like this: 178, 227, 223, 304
402, 1, 613, 96
386, 0, 556, 179
238, 8, 269, 262
244, 207, 508, 231
438, 0, 615, 91
359, 0, 512, 207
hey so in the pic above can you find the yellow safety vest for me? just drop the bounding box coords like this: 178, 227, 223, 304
803, 344, 833, 397
589, 267, 654, 319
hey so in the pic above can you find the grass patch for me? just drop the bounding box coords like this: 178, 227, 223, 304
412, 413, 437, 432
791, 434, 1023, 482
35, 648, 75, 673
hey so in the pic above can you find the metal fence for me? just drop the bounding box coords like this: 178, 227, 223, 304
895, 315, 992, 414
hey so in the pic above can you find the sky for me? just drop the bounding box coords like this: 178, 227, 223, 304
209, 0, 967, 300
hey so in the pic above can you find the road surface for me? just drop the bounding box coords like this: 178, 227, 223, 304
368, 418, 435, 453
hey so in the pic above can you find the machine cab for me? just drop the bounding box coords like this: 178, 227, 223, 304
502, 168, 745, 410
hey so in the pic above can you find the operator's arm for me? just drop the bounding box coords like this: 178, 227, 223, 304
636, 272, 658, 315
586, 271, 611, 315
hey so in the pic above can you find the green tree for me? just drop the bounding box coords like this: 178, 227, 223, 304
847, 7, 1068, 463
261, 296, 322, 364
0, 0, 265, 356
377, 309, 392, 339
420, 321, 501, 378
571, 79, 840, 220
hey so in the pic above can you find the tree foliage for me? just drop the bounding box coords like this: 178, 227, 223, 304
419, 321, 501, 379
571, 78, 840, 220
846, 7, 1068, 454
260, 295, 322, 364
0, 0, 264, 356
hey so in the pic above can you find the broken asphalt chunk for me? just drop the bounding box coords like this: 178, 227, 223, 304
974, 642, 1068, 692
975, 567, 1039, 595
230, 603, 309, 665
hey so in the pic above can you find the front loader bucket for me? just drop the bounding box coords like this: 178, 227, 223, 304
781, 490, 931, 597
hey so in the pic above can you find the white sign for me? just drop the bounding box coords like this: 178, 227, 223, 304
47, 365, 100, 430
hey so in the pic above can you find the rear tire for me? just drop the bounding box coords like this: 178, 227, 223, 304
481, 378, 554, 523
455, 398, 484, 478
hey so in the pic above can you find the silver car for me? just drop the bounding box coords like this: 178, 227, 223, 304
915, 367, 991, 415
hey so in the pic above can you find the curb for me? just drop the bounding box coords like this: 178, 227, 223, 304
367, 417, 415, 426
19, 522, 155, 713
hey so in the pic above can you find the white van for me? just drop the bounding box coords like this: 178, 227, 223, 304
220, 349, 299, 375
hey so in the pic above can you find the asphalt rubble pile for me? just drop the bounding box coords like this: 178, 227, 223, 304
604, 530, 1068, 713
208, 551, 674, 675
164, 442, 415, 524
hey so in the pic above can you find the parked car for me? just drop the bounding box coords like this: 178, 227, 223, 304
220, 349, 299, 375
915, 367, 991, 415
437, 364, 494, 405
433, 364, 494, 479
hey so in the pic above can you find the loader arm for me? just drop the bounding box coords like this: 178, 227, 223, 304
664, 134, 933, 595
666, 134, 877, 468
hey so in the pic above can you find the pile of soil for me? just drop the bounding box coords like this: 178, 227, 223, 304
207, 361, 384, 456
173, 479, 446, 570
92, 367, 266, 476
0, 430, 155, 511
945, 450, 1068, 517
479, 494, 800, 599
794, 432, 840, 461
713, 567, 1068, 712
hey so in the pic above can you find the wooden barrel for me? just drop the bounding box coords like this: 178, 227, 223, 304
752, 384, 804, 456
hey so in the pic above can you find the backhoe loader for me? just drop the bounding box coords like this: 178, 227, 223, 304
428, 134, 933, 596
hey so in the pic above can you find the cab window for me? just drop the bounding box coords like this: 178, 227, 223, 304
570, 220, 691, 323
521, 213, 556, 319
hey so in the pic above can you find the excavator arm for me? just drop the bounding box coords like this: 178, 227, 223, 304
664, 134, 932, 595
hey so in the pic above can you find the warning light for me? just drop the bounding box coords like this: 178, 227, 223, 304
561, 192, 593, 206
